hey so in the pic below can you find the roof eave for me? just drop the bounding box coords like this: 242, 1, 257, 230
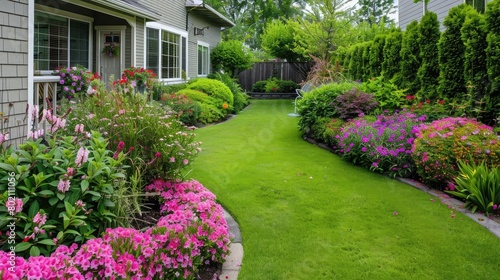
186, 3, 235, 28
89, 0, 161, 20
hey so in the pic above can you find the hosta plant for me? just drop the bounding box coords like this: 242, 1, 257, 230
446, 161, 500, 216
412, 117, 500, 189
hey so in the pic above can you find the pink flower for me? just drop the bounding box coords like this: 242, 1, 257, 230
117, 141, 125, 152
57, 179, 71, 193
15, 198, 23, 213
75, 147, 89, 167
183, 159, 189, 165
393, 211, 398, 216
33, 212, 47, 226
493, 204, 498, 211
170, 157, 176, 162
421, 152, 429, 163
75, 200, 85, 208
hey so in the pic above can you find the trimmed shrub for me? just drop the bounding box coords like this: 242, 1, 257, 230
198, 103, 226, 124
297, 82, 361, 132
417, 11, 441, 100
398, 20, 421, 94
438, 4, 473, 99
412, 117, 500, 189
177, 88, 215, 104
361, 41, 372, 81
486, 0, 500, 105
252, 80, 267, 92
277, 80, 300, 93
381, 31, 403, 81
187, 78, 234, 110
209, 72, 250, 113
334, 89, 379, 120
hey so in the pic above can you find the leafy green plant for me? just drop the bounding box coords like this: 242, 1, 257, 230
209, 72, 250, 113
198, 103, 226, 124
297, 82, 360, 132
265, 79, 280, 93
252, 80, 268, 92
65, 89, 201, 183
0, 110, 128, 257
211, 40, 254, 76
446, 160, 500, 216
361, 76, 406, 113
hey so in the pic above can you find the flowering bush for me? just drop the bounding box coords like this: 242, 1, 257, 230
412, 117, 500, 189
404, 96, 448, 121
53, 65, 91, 99
0, 180, 230, 279
323, 118, 346, 147
0, 106, 128, 257
65, 90, 201, 182
334, 88, 379, 120
160, 93, 202, 126
121, 67, 157, 92
338, 111, 426, 178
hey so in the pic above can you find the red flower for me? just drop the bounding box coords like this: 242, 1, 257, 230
438, 99, 445, 105
406, 95, 416, 100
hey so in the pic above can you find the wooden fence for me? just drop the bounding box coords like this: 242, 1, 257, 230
237, 62, 310, 92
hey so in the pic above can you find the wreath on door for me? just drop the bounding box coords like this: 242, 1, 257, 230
102, 43, 120, 57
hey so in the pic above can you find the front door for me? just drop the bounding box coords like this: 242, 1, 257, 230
97, 29, 123, 84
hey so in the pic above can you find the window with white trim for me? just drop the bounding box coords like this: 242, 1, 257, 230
34, 11, 90, 70
198, 44, 209, 76
146, 27, 187, 80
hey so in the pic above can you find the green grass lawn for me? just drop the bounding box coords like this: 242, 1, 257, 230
188, 100, 500, 280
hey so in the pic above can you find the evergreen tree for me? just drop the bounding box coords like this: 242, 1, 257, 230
417, 12, 441, 99
381, 30, 402, 81
438, 4, 473, 99
461, 9, 488, 99
398, 20, 421, 94
357, 0, 397, 26
486, 0, 500, 97
369, 34, 386, 78
362, 41, 373, 81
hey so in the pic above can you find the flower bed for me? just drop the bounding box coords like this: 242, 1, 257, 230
0, 180, 230, 280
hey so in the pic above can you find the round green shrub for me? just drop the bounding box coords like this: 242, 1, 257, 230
252, 81, 267, 92
233, 91, 250, 113
297, 82, 361, 132
277, 80, 300, 93
177, 88, 215, 104
198, 103, 226, 124
187, 78, 234, 107
412, 117, 500, 189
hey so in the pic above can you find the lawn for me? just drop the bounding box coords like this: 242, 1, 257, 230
188, 99, 500, 280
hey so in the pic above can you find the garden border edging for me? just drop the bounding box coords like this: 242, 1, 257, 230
220, 209, 243, 279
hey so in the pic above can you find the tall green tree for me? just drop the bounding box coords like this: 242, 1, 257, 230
362, 41, 373, 81
461, 9, 488, 98
397, 20, 421, 94
356, 0, 397, 26
486, 0, 500, 97
211, 40, 254, 77
369, 34, 386, 78
381, 30, 402, 81
438, 4, 474, 99
417, 11, 441, 99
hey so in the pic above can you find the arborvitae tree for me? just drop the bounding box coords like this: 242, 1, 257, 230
362, 41, 373, 81
397, 20, 421, 94
343, 50, 352, 77
486, 0, 500, 97
381, 30, 402, 81
438, 4, 473, 99
348, 45, 360, 80
369, 34, 386, 78
353, 44, 364, 80
417, 11, 441, 99
461, 9, 488, 99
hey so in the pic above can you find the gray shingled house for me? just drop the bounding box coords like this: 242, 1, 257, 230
399, 0, 492, 30
0, 0, 234, 145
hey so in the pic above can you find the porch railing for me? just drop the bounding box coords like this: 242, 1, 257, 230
33, 75, 59, 130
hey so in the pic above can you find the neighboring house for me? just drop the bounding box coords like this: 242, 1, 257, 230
399, 0, 492, 31
0, 0, 234, 146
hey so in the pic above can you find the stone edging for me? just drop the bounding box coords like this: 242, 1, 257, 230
220, 209, 243, 279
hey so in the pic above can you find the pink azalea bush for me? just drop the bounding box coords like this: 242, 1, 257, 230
412, 117, 500, 189
0, 180, 230, 280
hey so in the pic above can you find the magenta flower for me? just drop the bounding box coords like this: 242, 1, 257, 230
33, 212, 47, 226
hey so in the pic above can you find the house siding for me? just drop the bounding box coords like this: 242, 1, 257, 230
187, 12, 222, 78
1, 0, 29, 146
136, 17, 146, 67
400, 0, 493, 31
146, 0, 186, 31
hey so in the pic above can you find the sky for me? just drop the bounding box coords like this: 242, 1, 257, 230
343, 0, 399, 22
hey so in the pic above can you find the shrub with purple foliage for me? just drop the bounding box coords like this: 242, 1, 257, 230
337, 110, 427, 177
334, 88, 379, 120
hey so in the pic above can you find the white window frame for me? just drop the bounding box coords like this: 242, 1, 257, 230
146, 22, 188, 82
197, 41, 210, 77
34, 5, 93, 73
